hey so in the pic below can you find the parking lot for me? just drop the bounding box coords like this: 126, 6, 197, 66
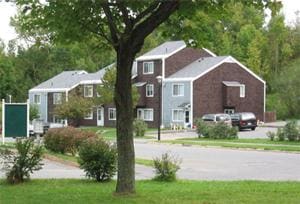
148, 126, 278, 140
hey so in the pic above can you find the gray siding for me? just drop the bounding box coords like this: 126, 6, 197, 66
162, 81, 191, 128
29, 92, 48, 122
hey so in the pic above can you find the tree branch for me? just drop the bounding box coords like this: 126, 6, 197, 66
133, 1, 160, 24
101, 2, 120, 47
131, 1, 180, 52
116, 0, 131, 28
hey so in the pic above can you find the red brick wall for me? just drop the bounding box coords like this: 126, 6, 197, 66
193, 62, 264, 121
165, 48, 213, 77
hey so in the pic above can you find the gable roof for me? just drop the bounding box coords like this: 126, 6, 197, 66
166, 56, 228, 80
165, 56, 265, 84
29, 69, 105, 92
136, 41, 186, 61
29, 62, 138, 93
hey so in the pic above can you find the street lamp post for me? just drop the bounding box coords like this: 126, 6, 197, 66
156, 75, 162, 141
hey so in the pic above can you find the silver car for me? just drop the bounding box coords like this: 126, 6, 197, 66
202, 113, 232, 126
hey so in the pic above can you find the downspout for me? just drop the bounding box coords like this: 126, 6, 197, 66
161, 58, 165, 128
190, 80, 193, 128
65, 90, 68, 126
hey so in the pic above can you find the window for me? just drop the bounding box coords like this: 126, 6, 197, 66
224, 109, 235, 114
84, 108, 93, 120
84, 85, 93, 97
172, 109, 184, 122
34, 94, 41, 104
172, 83, 184, 96
143, 61, 154, 74
53, 115, 63, 123
109, 108, 116, 120
146, 84, 154, 97
53, 93, 62, 104
240, 84, 245, 98
137, 109, 153, 121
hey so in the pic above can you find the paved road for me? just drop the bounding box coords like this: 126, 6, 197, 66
135, 142, 300, 181
0, 159, 154, 180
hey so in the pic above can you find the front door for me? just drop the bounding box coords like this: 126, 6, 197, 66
185, 110, 190, 128
97, 107, 104, 126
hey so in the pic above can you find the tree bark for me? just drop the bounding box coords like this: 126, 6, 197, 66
114, 42, 136, 194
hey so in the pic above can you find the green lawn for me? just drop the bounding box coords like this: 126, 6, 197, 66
80, 126, 155, 140
162, 138, 300, 152
45, 150, 153, 167
1, 179, 300, 204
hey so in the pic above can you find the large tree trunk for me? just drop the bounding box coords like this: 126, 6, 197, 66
115, 42, 135, 194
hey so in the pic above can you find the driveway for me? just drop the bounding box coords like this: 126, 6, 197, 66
135, 142, 300, 181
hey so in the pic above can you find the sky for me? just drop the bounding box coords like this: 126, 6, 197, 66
0, 1, 300, 45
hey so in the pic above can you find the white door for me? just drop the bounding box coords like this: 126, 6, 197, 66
97, 107, 104, 126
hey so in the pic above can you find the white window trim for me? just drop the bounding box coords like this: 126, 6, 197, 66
172, 109, 185, 122
53, 93, 62, 105
143, 61, 154, 75
240, 84, 245, 98
108, 108, 116, 120
172, 83, 184, 97
84, 108, 93, 120
224, 108, 235, 114
84, 85, 94, 98
53, 115, 63, 123
34, 94, 41, 104
146, 84, 154, 97
137, 108, 154, 121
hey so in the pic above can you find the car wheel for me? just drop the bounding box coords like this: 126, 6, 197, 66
251, 127, 256, 131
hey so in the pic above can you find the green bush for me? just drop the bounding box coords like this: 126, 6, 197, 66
78, 138, 117, 182
0, 138, 43, 184
267, 131, 276, 141
44, 127, 96, 155
195, 119, 211, 138
133, 119, 148, 137
196, 119, 238, 139
153, 152, 181, 182
271, 121, 300, 142
283, 120, 299, 141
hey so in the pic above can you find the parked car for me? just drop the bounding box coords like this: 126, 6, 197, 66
230, 112, 257, 131
202, 113, 232, 126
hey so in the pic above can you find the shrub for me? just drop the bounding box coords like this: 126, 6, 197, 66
267, 131, 276, 141
0, 138, 43, 184
133, 119, 148, 137
283, 120, 299, 141
44, 127, 96, 155
78, 138, 117, 182
196, 119, 238, 139
153, 152, 181, 182
276, 128, 285, 141
195, 119, 211, 138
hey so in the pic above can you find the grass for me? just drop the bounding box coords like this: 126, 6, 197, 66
45, 150, 153, 167
1, 179, 300, 204
80, 126, 155, 140
162, 138, 300, 152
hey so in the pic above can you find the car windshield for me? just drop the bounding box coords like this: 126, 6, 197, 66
216, 115, 230, 121
241, 113, 256, 120
230, 114, 240, 120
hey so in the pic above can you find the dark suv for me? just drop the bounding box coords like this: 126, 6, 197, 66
230, 112, 257, 131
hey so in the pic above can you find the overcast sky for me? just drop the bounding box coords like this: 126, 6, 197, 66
0, 1, 300, 45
